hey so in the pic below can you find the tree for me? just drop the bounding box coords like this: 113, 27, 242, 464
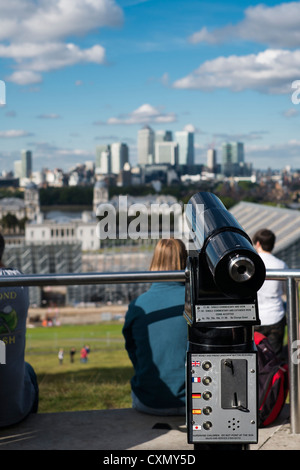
1, 213, 19, 232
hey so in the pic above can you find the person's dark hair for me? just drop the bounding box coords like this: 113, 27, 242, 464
253, 228, 275, 252
0, 233, 5, 260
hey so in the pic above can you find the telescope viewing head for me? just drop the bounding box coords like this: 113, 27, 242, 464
185, 192, 266, 299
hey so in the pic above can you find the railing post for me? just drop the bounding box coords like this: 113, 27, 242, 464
286, 276, 300, 434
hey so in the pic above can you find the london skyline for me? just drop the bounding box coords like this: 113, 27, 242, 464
1, 0, 300, 173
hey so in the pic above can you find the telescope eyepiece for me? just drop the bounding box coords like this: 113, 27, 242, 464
228, 255, 255, 283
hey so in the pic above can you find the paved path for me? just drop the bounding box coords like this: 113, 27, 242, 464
0, 404, 297, 451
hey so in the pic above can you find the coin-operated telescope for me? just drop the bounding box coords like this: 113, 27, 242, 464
184, 192, 266, 450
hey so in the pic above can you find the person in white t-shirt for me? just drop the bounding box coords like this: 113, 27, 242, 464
253, 229, 288, 357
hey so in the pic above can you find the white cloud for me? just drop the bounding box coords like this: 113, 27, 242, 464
183, 124, 196, 133
246, 139, 300, 168
0, 130, 33, 138
5, 111, 17, 117
0, 0, 123, 84
6, 71, 43, 85
283, 108, 299, 118
0, 0, 123, 43
57, 148, 93, 157
106, 103, 177, 125
189, 1, 300, 48
0, 43, 106, 71
37, 114, 61, 119
16, 141, 95, 170
213, 131, 268, 143
3, 43, 106, 85
173, 49, 300, 95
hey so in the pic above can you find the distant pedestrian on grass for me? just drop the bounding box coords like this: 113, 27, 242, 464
70, 347, 76, 363
58, 348, 64, 365
80, 346, 88, 363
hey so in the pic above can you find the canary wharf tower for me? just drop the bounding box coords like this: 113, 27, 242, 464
137, 125, 155, 166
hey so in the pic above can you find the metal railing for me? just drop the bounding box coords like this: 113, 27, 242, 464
0, 268, 299, 433
264, 269, 300, 435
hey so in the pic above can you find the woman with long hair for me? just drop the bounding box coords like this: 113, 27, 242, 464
122, 238, 187, 415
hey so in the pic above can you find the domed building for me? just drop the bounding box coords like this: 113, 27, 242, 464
0, 182, 40, 223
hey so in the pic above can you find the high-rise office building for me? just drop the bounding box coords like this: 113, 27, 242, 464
222, 142, 244, 176
14, 160, 22, 179
111, 142, 129, 174
174, 131, 194, 166
155, 141, 178, 165
96, 145, 111, 174
137, 126, 155, 166
21, 150, 32, 178
207, 148, 217, 172
232, 142, 244, 164
155, 130, 173, 143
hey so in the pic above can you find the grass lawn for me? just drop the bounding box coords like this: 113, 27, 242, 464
25, 322, 291, 415
25, 323, 134, 413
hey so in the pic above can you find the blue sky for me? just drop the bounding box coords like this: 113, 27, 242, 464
1, 0, 300, 173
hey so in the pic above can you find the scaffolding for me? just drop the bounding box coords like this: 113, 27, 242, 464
2, 243, 82, 306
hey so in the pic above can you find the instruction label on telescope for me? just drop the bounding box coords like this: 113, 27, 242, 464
195, 303, 256, 323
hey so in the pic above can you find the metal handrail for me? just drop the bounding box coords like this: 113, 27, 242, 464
0, 270, 186, 286
0, 268, 299, 433
0, 267, 299, 286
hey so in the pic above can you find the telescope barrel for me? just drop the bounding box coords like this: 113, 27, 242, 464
186, 192, 266, 297
185, 192, 248, 249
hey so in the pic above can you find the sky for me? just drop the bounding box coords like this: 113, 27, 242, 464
1, 0, 300, 173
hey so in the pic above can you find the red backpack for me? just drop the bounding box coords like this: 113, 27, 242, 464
254, 331, 289, 427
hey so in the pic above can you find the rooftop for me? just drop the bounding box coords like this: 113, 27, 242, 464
0, 197, 25, 209
230, 201, 300, 254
